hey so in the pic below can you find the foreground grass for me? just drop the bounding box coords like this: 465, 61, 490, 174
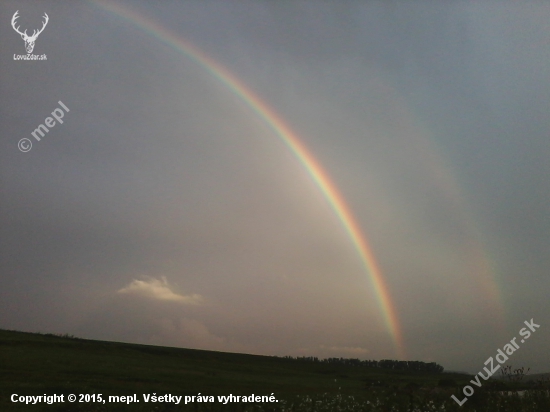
1, 329, 548, 411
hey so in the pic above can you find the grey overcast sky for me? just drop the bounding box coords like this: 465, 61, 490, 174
1, 0, 549, 374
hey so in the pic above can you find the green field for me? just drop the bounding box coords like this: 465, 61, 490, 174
1, 329, 547, 411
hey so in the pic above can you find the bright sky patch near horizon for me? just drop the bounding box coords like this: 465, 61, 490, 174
1, 1, 549, 374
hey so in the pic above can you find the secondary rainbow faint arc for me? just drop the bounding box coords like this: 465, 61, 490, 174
93, 0, 406, 359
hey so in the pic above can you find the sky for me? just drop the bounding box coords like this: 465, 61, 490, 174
1, 0, 549, 374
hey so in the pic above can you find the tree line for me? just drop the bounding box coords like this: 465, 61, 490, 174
279, 356, 444, 373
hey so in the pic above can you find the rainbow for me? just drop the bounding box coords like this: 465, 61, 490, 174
92, 0, 406, 359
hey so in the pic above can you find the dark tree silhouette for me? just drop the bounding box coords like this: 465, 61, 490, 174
279, 355, 444, 373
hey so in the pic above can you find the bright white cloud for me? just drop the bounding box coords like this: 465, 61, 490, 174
117, 276, 203, 304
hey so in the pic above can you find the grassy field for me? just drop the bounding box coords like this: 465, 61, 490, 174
1, 329, 547, 411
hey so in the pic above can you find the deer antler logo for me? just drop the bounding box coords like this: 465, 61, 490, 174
11, 10, 49, 54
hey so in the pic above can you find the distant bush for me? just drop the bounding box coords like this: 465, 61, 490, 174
44, 332, 80, 339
